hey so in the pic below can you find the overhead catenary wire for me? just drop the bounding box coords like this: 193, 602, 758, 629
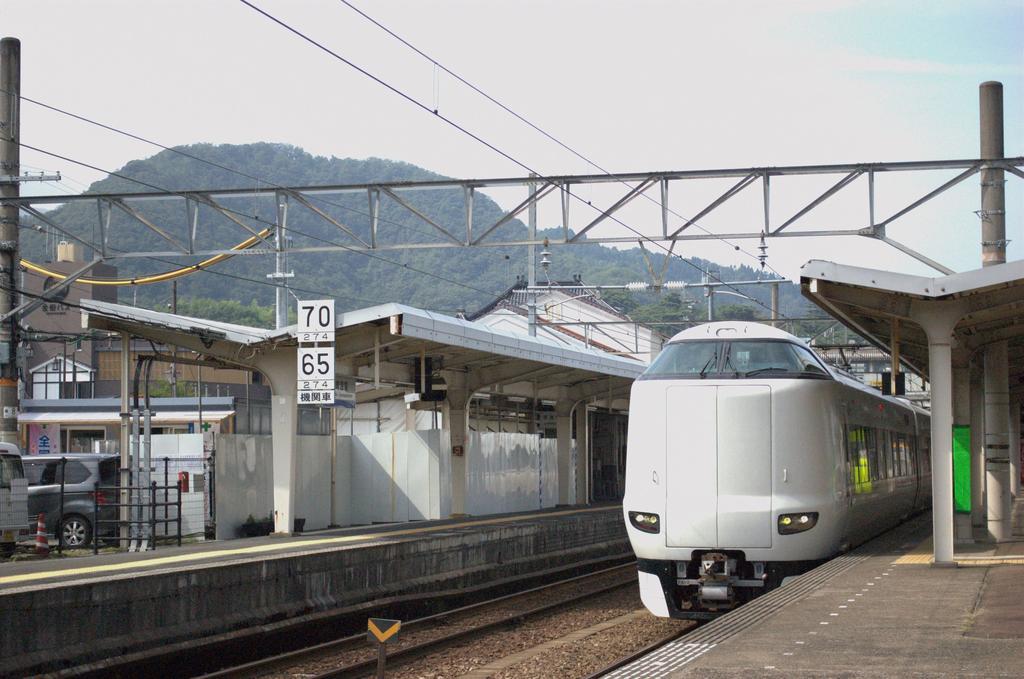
238, 0, 791, 321
15, 224, 464, 315
336, 0, 788, 281
17, 142, 507, 302
12, 84, 780, 314
21, 227, 273, 286
5, 88, 514, 260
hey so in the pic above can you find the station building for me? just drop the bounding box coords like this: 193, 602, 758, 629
78, 299, 645, 540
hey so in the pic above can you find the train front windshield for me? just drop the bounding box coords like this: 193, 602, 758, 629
642, 339, 830, 380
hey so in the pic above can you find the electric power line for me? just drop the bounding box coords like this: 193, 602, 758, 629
16, 223, 464, 315
337, 0, 788, 281
238, 0, 791, 321
7, 88, 515, 261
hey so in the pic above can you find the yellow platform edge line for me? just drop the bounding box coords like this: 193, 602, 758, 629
0, 505, 618, 587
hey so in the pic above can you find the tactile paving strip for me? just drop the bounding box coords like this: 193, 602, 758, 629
606, 552, 871, 678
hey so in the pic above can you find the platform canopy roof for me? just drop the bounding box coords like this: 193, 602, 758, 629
80, 300, 643, 403
800, 259, 1024, 396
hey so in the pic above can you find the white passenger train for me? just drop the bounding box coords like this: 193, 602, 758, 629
624, 322, 931, 619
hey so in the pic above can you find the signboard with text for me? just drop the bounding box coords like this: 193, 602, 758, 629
297, 300, 336, 404
297, 299, 335, 343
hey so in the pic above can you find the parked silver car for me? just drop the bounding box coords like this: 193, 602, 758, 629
23, 454, 119, 547
0, 445, 28, 556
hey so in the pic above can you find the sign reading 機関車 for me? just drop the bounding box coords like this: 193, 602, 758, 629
296, 300, 335, 404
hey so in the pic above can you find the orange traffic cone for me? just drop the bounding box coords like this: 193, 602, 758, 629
34, 513, 49, 556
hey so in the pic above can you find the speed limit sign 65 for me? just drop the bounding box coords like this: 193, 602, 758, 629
298, 347, 335, 387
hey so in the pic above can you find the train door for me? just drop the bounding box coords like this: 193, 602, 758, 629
665, 385, 718, 547
664, 385, 772, 549
716, 385, 772, 548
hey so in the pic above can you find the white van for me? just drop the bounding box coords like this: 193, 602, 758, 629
0, 443, 28, 556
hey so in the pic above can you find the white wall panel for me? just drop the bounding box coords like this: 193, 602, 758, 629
465, 432, 554, 515
343, 430, 451, 524
214, 434, 273, 540
151, 434, 206, 538
295, 435, 331, 531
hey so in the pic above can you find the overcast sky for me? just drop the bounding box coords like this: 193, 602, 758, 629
6, 0, 1023, 280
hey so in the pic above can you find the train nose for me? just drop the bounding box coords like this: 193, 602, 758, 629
664, 384, 773, 549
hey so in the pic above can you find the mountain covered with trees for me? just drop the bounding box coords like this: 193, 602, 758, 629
24, 143, 817, 330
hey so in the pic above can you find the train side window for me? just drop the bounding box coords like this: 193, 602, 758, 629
848, 426, 871, 492
919, 436, 931, 473
865, 428, 880, 481
881, 431, 893, 479
898, 434, 908, 477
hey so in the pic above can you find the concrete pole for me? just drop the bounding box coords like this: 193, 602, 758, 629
272, 195, 291, 330
0, 38, 20, 446
985, 341, 1011, 541
555, 391, 573, 505
979, 82, 1006, 267
527, 174, 537, 337
258, 352, 299, 535
444, 371, 469, 516
979, 81, 1011, 542
119, 332, 131, 544
970, 365, 986, 528
330, 405, 337, 527
952, 359, 972, 542
574, 401, 590, 505
912, 301, 964, 565
1010, 400, 1020, 498
270, 392, 297, 534
770, 283, 779, 327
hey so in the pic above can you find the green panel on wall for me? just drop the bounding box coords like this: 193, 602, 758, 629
952, 425, 971, 514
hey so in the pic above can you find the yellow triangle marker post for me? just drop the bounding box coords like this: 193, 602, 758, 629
367, 618, 401, 677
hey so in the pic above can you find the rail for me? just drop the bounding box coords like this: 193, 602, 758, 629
206, 561, 637, 679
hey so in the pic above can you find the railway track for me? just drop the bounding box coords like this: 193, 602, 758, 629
580, 627, 691, 679
57, 553, 635, 678
202, 562, 639, 678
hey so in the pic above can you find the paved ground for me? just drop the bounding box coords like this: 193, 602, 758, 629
611, 500, 1024, 678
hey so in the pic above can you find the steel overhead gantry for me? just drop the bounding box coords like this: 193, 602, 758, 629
8, 158, 1024, 276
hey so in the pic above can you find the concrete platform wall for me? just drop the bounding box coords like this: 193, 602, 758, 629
1, 509, 629, 675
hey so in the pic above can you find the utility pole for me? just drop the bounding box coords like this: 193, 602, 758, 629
0, 38, 20, 445
269, 193, 293, 329
527, 174, 537, 336
770, 282, 780, 327
979, 81, 1011, 542
170, 280, 178, 397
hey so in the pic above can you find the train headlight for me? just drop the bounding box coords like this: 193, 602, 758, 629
778, 512, 819, 535
628, 511, 661, 534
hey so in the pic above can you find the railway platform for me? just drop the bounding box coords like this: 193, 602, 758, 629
610, 499, 1024, 678
0, 505, 629, 676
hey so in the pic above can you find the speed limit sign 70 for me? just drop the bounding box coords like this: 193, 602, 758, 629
297, 300, 335, 342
